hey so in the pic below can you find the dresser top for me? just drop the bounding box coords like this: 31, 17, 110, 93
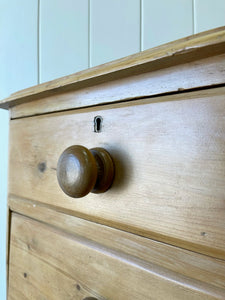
1, 26, 225, 112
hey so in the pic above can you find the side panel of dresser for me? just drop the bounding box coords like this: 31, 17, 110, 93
8, 87, 225, 259
8, 212, 225, 300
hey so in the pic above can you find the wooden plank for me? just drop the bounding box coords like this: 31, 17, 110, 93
10, 53, 225, 119
6, 207, 12, 299
0, 109, 9, 299
8, 213, 225, 299
8, 215, 101, 300
8, 87, 225, 259
8, 247, 102, 300
9, 195, 225, 290
0, 26, 225, 112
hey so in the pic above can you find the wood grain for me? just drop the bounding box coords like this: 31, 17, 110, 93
9, 87, 225, 259
0, 26, 224, 116
8, 216, 101, 300
8, 213, 225, 300
9, 195, 225, 290
10, 53, 225, 119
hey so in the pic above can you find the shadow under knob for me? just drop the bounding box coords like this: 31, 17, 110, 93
57, 145, 114, 198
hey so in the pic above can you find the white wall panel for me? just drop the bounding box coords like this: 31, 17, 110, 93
0, 0, 38, 99
40, 0, 89, 83
90, 0, 141, 67
194, 0, 225, 33
0, 1, 38, 299
142, 0, 193, 50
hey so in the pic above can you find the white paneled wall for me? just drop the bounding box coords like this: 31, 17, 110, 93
0, 1, 38, 298
0, 0, 224, 298
40, 0, 89, 82
90, 0, 140, 66
0, 0, 224, 92
142, 0, 193, 49
0, 0, 38, 99
38, 0, 225, 83
194, 0, 225, 33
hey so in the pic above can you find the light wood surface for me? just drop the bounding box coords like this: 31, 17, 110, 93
8, 213, 225, 300
5, 28, 225, 299
0, 26, 224, 114
10, 53, 225, 119
9, 87, 225, 259
9, 195, 225, 290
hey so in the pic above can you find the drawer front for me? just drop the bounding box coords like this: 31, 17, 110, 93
9, 87, 225, 259
8, 213, 225, 300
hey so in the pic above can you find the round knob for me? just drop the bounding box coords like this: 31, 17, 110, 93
57, 145, 114, 198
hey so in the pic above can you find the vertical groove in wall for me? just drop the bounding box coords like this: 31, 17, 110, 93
37, 0, 40, 84
140, 0, 143, 51
88, 0, 91, 68
193, 0, 197, 34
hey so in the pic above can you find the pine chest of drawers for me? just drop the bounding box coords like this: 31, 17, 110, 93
1, 27, 225, 300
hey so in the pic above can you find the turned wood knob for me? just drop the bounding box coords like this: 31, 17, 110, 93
57, 145, 114, 198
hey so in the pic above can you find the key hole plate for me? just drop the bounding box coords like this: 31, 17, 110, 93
94, 116, 103, 133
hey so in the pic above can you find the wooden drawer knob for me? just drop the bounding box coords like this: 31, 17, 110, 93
57, 145, 114, 198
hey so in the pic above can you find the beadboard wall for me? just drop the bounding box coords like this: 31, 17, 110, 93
0, 1, 225, 299
1, 0, 225, 98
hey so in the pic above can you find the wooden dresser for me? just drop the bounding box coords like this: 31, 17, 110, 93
1, 27, 225, 300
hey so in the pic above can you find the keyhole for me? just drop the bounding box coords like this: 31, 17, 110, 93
94, 116, 103, 133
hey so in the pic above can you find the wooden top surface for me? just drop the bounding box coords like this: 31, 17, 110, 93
1, 26, 225, 110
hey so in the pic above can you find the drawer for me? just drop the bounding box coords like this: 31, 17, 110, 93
9, 87, 225, 259
8, 213, 225, 300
